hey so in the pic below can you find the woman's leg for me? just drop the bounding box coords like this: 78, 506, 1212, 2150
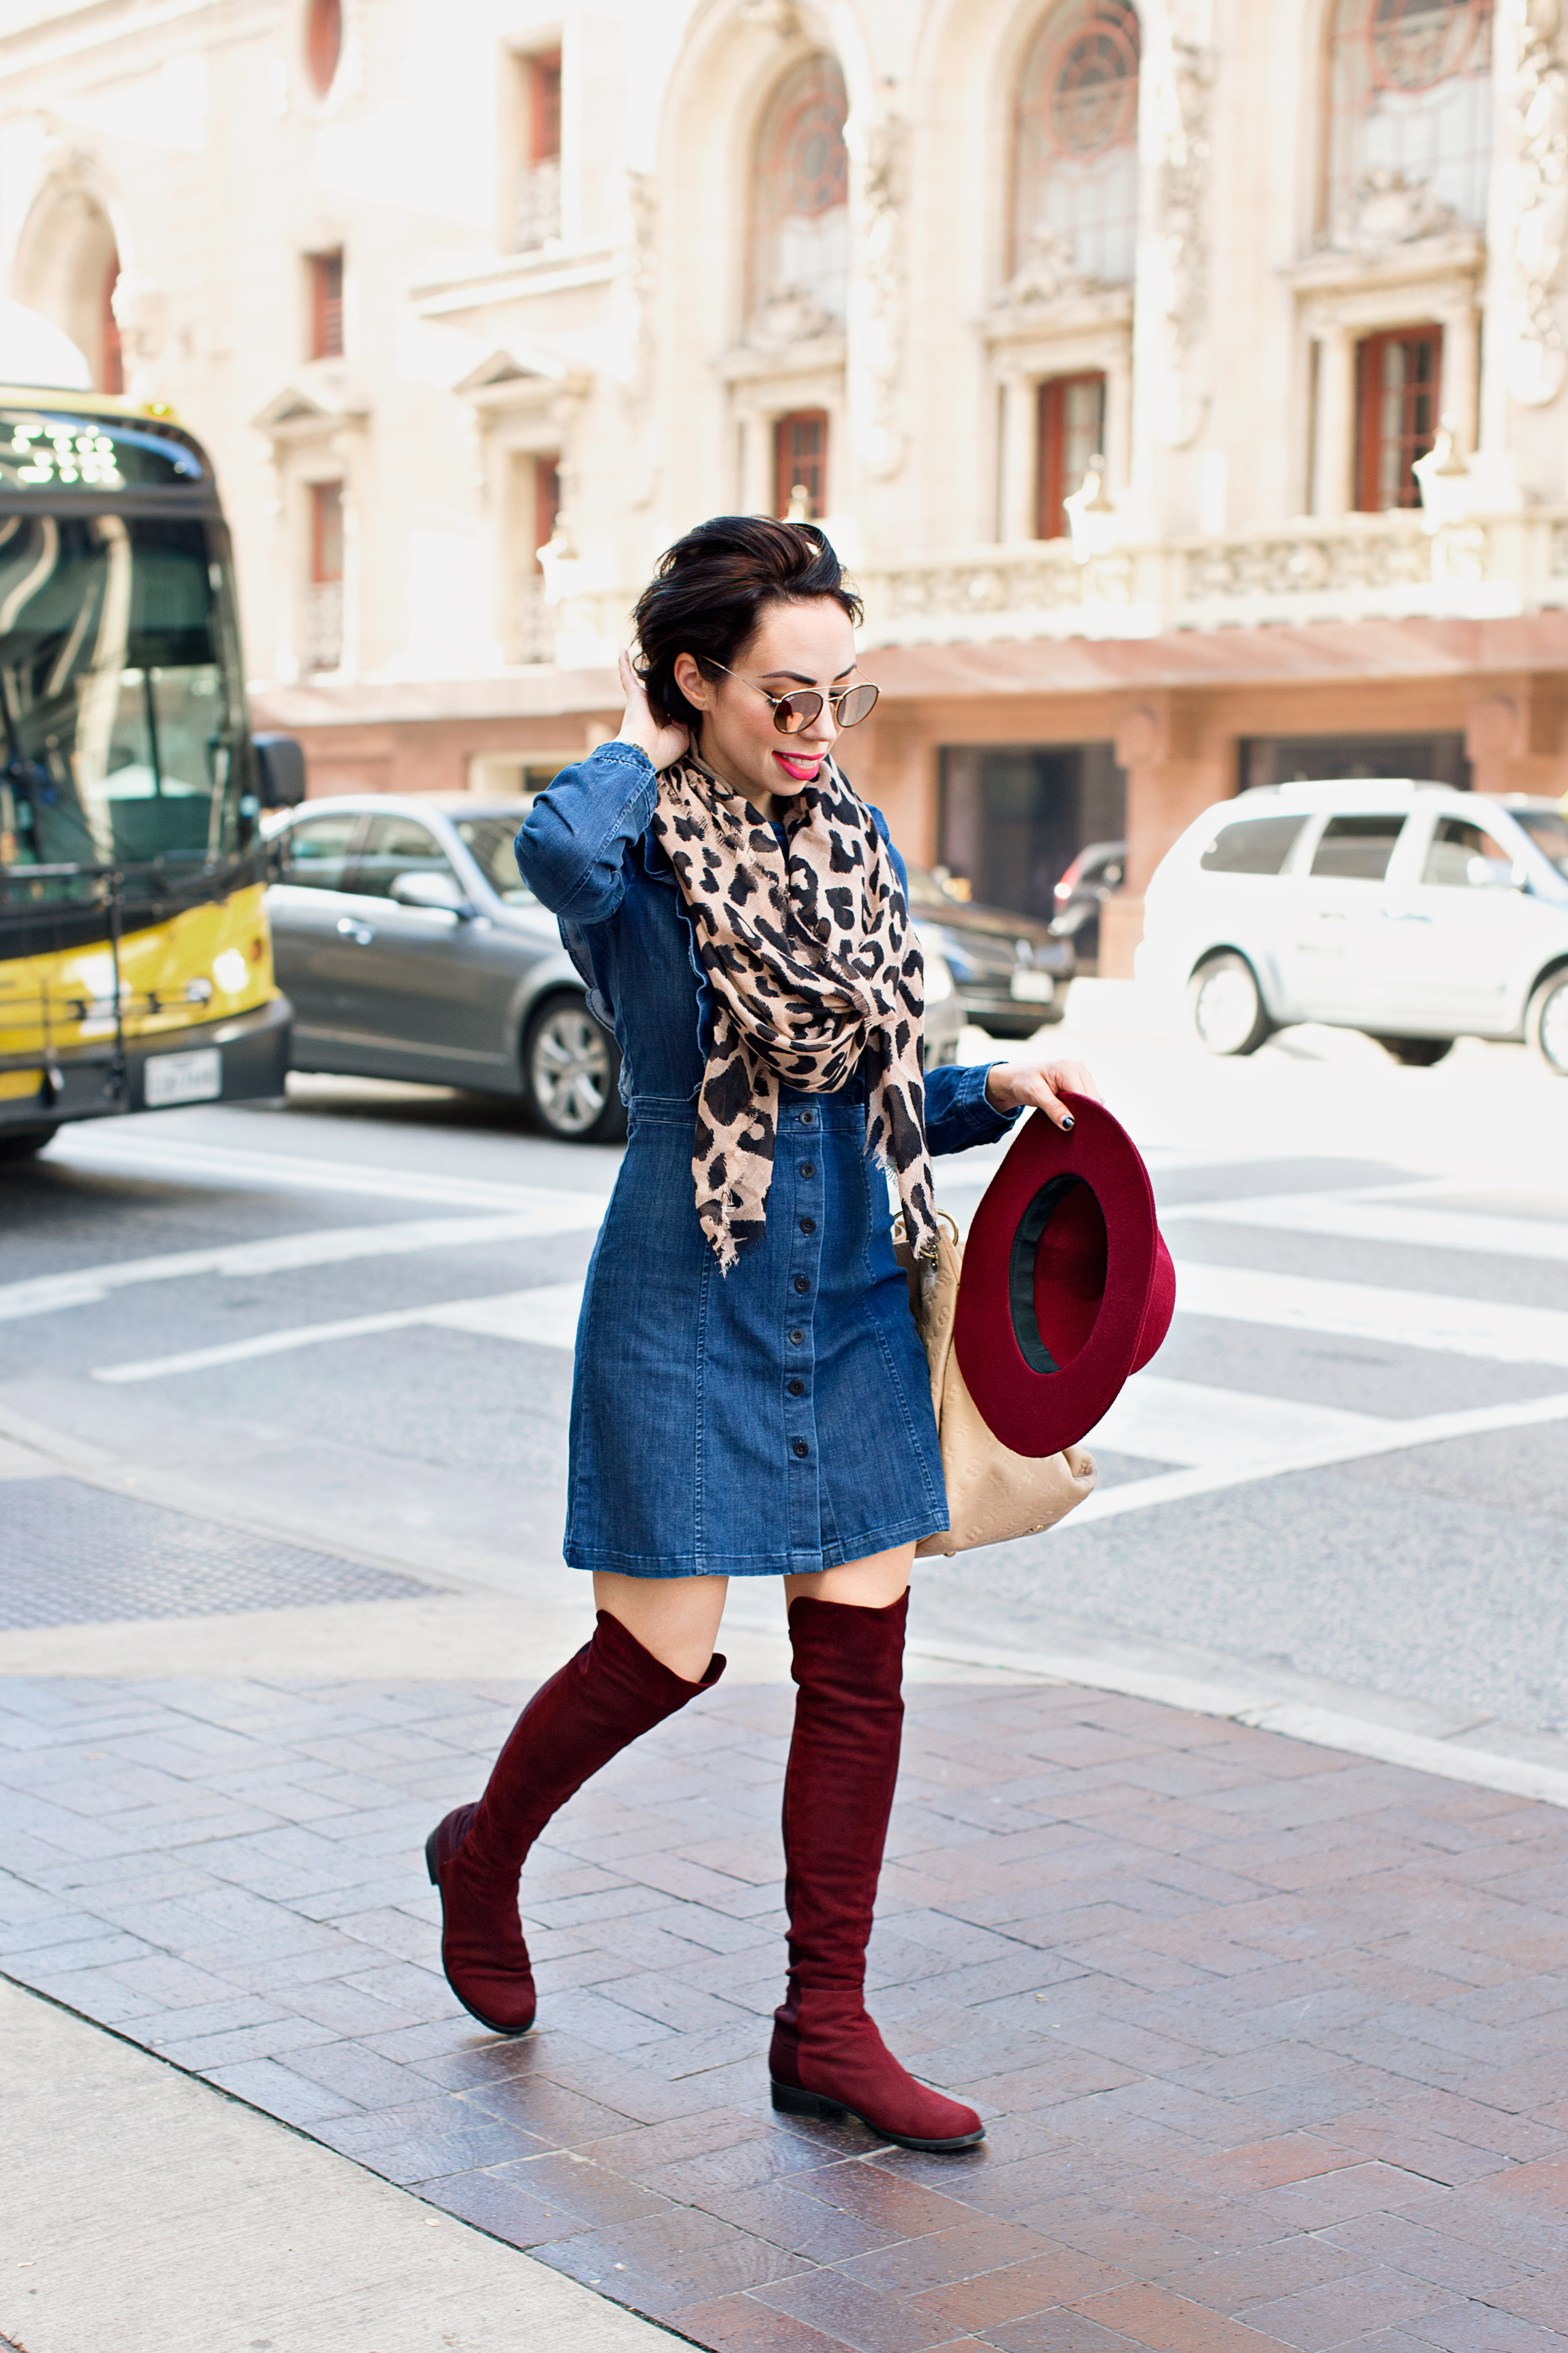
772, 1541, 983, 2151
594, 1571, 729, 1681
427, 1574, 728, 2036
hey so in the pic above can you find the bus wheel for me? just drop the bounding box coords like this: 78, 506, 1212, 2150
1528, 971, 1568, 1076
1188, 954, 1272, 1056
0, 1124, 59, 1162
523, 994, 628, 1143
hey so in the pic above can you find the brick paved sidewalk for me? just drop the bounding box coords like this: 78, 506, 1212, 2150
3, 1664, 1568, 2351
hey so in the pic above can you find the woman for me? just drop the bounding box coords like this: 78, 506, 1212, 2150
427, 517, 1096, 2153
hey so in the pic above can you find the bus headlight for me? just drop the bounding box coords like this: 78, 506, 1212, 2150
212, 949, 248, 994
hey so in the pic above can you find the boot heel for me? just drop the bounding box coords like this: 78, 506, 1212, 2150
770, 2079, 847, 2124
424, 1828, 440, 1888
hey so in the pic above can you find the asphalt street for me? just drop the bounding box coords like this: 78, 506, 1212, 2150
4, 986, 1567, 1740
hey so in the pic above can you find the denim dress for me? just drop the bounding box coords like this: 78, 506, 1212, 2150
515, 742, 1018, 1578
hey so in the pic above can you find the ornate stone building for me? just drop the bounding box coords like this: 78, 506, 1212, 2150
3, 0, 1567, 967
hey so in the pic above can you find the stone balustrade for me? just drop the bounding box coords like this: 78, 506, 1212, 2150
854, 508, 1568, 648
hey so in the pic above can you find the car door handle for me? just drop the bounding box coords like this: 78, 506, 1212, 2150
1380, 908, 1433, 923
336, 918, 375, 945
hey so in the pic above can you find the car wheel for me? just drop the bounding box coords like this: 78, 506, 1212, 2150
1528, 970, 1568, 1076
1188, 953, 1272, 1056
0, 1124, 59, 1162
1371, 1035, 1455, 1067
523, 994, 628, 1142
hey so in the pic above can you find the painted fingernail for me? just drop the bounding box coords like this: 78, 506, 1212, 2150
1060, 1113, 1075, 1131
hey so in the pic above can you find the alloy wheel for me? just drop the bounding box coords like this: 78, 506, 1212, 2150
527, 1002, 614, 1137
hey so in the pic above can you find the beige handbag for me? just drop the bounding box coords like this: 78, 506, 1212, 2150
894, 1213, 1098, 1557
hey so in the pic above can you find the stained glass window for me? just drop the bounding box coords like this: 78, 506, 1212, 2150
1326, 0, 1493, 232
1014, 1, 1141, 287
751, 55, 850, 329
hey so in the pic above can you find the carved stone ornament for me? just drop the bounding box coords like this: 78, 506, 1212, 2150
1322, 166, 1462, 255
743, 285, 840, 352
1150, 33, 1213, 448
996, 226, 1099, 311
852, 112, 908, 479
1504, 0, 1568, 406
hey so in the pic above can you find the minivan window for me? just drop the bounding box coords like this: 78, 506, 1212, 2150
1421, 818, 1513, 889
1512, 807, 1568, 880
1309, 813, 1405, 882
1198, 815, 1307, 876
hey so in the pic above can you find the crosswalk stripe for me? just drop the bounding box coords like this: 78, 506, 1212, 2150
1173, 1194, 1568, 1266
0, 1211, 606, 1326
49, 1129, 615, 1215
1170, 1257, 1568, 1368
1085, 1373, 1382, 1469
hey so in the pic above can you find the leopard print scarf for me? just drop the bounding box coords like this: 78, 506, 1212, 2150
650, 751, 940, 1273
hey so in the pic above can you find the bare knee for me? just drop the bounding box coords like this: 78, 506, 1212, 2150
785, 1543, 914, 1614
592, 1571, 728, 1682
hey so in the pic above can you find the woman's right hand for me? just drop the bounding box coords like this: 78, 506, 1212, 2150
615, 648, 690, 771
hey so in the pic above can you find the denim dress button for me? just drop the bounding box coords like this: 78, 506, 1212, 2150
800, 1110, 816, 1127
794, 1275, 810, 1293
788, 1327, 804, 1344
793, 1439, 809, 1458
799, 1161, 815, 1179
799, 1217, 816, 1233
787, 1377, 804, 1396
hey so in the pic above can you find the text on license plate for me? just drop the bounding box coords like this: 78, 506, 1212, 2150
145, 1047, 222, 1108
1009, 970, 1055, 1002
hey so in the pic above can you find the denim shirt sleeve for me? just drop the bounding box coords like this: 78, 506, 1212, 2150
925, 1059, 1019, 1156
514, 740, 657, 922
865, 800, 1019, 1158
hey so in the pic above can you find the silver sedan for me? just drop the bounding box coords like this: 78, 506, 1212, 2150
264, 794, 626, 1141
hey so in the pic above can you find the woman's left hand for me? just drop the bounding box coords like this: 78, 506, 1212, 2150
983, 1056, 1100, 1132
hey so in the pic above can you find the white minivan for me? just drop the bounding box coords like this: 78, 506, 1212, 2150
1137, 781, 1568, 1073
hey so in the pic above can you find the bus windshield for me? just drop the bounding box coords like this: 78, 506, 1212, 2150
0, 510, 246, 882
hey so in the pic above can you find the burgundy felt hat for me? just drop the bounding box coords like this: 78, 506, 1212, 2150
953, 1094, 1176, 1459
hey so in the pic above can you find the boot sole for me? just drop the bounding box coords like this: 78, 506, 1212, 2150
424, 1828, 534, 2040
770, 2077, 984, 2153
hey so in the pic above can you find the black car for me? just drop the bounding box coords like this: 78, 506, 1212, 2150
264, 794, 627, 1141
1049, 840, 1126, 972
903, 865, 1073, 1037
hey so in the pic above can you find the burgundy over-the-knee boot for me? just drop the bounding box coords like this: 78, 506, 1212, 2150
768, 1592, 984, 2151
427, 1609, 724, 2034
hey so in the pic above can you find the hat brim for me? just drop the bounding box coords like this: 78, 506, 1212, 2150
952, 1095, 1172, 1458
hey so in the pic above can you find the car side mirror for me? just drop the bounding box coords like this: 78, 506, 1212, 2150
1468, 855, 1520, 891
252, 733, 306, 808
390, 869, 475, 916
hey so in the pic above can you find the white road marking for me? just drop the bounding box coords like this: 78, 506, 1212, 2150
1084, 1373, 1381, 1469
1170, 1258, 1568, 1368
0, 1211, 607, 1325
1173, 1194, 1568, 1265
425, 1282, 587, 1351
48, 1129, 615, 1215
93, 1284, 592, 1383
1067, 1388, 1568, 1526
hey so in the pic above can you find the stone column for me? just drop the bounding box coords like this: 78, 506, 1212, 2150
998, 373, 1039, 543
1103, 696, 1228, 979
1442, 302, 1480, 454
1313, 323, 1356, 517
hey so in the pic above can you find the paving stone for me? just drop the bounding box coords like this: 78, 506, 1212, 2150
7, 1668, 1568, 2353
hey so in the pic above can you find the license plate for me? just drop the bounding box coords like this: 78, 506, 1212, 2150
145, 1046, 222, 1107
1009, 970, 1055, 1003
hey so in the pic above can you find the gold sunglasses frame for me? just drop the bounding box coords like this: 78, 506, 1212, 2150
710, 663, 880, 736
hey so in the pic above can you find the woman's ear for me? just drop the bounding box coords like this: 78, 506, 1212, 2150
673, 651, 710, 710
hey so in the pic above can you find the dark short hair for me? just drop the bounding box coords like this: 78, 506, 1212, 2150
632, 515, 863, 729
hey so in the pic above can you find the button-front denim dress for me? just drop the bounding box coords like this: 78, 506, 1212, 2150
516, 742, 1019, 1578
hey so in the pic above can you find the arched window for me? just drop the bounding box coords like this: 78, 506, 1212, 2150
305, 0, 343, 99
1013, 1, 1141, 286
1326, 0, 1493, 233
750, 54, 850, 332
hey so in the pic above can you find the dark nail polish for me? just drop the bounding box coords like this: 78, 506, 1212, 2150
1060, 1114, 1075, 1131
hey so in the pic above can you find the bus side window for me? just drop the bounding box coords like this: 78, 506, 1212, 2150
279, 813, 360, 889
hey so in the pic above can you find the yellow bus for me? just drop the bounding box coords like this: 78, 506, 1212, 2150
0, 387, 300, 1161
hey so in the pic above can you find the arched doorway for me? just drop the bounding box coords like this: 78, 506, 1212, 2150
14, 183, 126, 394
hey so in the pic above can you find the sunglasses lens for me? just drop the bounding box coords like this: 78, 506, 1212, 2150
837, 683, 879, 727
774, 692, 824, 735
